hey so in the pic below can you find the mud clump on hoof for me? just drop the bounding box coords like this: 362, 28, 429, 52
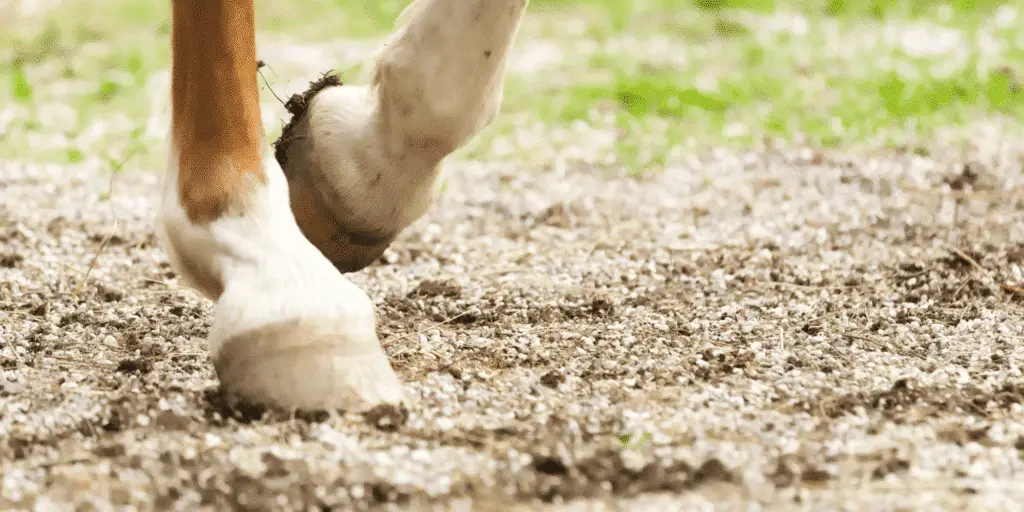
272, 70, 343, 170
270, 69, 400, 273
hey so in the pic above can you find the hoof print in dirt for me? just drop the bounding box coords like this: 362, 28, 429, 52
272, 70, 343, 169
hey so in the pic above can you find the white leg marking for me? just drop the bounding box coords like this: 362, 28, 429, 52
156, 140, 404, 411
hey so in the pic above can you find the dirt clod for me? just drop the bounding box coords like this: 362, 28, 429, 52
97, 284, 125, 302
116, 358, 153, 375
533, 455, 569, 475
539, 370, 565, 388
272, 70, 343, 169
363, 403, 408, 431
0, 252, 24, 268
690, 458, 735, 485
872, 459, 911, 480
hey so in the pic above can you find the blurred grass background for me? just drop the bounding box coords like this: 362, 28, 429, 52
1, 0, 1022, 174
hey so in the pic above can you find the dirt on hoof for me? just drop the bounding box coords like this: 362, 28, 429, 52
2, 139, 1024, 509
271, 69, 343, 169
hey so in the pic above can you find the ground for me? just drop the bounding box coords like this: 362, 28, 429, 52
2, 0, 1024, 510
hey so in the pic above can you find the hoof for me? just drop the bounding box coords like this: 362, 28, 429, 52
212, 316, 404, 412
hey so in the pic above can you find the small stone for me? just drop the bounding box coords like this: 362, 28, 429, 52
3, 380, 24, 395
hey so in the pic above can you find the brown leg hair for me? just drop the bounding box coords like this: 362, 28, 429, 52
171, 0, 266, 225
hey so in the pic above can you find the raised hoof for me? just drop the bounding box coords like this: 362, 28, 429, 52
274, 83, 440, 274
286, 170, 398, 274
212, 317, 404, 413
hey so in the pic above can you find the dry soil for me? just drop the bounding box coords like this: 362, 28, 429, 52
2, 130, 1024, 510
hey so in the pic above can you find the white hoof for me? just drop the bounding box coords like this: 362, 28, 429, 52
209, 279, 405, 412
212, 318, 404, 412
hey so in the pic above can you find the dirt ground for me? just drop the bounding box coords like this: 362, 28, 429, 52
2, 127, 1024, 510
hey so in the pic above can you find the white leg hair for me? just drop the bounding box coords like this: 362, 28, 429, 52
157, 139, 404, 411
278, 0, 529, 271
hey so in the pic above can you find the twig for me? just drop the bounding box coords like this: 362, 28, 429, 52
66, 140, 140, 299
384, 311, 471, 353
948, 247, 985, 273
72, 218, 119, 299
666, 243, 741, 252
60, 262, 85, 276
38, 456, 96, 470
952, 278, 971, 300
110, 143, 141, 174
473, 267, 523, 279
166, 351, 207, 358
42, 355, 116, 368
841, 332, 883, 348
257, 60, 286, 107
949, 247, 1023, 300
140, 277, 172, 288
1001, 283, 1024, 296
764, 280, 864, 291
841, 331, 923, 359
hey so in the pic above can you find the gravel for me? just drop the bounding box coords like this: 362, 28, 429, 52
2, 127, 1024, 510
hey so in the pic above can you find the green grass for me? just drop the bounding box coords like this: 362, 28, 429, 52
2, 0, 1023, 175
472, 0, 1024, 169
